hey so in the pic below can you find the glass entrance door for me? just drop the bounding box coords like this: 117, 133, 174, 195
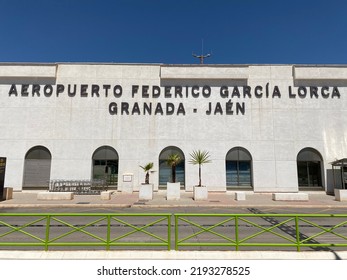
226, 147, 252, 189
297, 161, 322, 187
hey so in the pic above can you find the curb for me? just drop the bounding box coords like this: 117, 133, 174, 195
0, 204, 133, 209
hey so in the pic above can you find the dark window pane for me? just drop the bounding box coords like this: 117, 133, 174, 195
297, 161, 322, 187
297, 162, 308, 186
226, 150, 239, 161
308, 162, 321, 186
93, 146, 118, 160
26, 146, 51, 159
239, 161, 251, 185
159, 159, 170, 185
226, 161, 238, 185
226, 160, 251, 187
238, 150, 252, 161
297, 149, 322, 161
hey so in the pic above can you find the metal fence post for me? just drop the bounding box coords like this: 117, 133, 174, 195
106, 215, 111, 250
295, 216, 300, 252
235, 215, 239, 251
168, 214, 171, 251
175, 215, 178, 251
45, 215, 51, 251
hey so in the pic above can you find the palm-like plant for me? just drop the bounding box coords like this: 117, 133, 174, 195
166, 154, 182, 183
140, 162, 154, 184
189, 150, 211, 187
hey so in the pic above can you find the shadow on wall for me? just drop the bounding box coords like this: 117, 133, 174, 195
0, 77, 57, 85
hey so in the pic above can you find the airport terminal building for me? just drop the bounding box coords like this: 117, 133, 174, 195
0, 63, 346, 194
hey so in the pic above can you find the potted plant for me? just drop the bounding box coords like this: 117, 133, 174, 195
139, 162, 154, 200
189, 150, 211, 200
166, 153, 182, 200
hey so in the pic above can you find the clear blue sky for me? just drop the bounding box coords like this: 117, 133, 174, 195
0, 0, 346, 64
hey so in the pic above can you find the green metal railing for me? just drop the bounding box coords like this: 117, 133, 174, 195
1, 213, 347, 251
0, 213, 171, 250
175, 214, 347, 251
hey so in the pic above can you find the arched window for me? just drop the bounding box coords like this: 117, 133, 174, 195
226, 147, 252, 189
92, 146, 119, 186
297, 148, 323, 188
23, 146, 52, 189
158, 146, 185, 188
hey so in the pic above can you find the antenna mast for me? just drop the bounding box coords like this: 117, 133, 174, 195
192, 39, 211, 64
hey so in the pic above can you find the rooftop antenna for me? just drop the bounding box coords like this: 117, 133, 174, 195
192, 39, 211, 64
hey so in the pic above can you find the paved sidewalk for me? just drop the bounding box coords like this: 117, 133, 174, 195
1, 190, 347, 209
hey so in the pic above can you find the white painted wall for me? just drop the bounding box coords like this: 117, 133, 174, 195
0, 63, 346, 192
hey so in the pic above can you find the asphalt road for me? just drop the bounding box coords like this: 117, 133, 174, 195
1, 207, 347, 252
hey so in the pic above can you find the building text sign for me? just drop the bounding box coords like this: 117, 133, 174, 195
7, 83, 341, 116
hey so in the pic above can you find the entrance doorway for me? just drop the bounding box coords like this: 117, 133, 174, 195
23, 146, 52, 189
226, 147, 253, 189
92, 146, 118, 186
297, 148, 323, 189
158, 146, 185, 189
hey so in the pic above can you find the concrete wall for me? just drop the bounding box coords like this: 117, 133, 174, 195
0, 63, 346, 192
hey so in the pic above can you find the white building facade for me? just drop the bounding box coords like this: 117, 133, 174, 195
0, 63, 346, 194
